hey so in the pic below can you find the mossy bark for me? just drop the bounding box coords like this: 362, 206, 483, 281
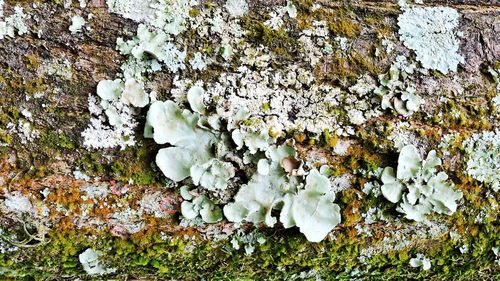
0, 1, 498, 280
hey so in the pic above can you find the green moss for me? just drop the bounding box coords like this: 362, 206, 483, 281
354, 122, 394, 152
0, 215, 497, 280
24, 165, 47, 179
110, 161, 126, 176
68, 137, 162, 185
242, 19, 299, 61
39, 131, 76, 150
75, 152, 106, 175
327, 17, 359, 38
7, 106, 20, 120
261, 102, 270, 111
430, 69, 447, 78
0, 132, 13, 145
323, 129, 338, 148
445, 100, 457, 111
189, 8, 200, 18
348, 50, 379, 76
316, 7, 360, 38
294, 0, 314, 14
317, 48, 379, 84
131, 171, 157, 185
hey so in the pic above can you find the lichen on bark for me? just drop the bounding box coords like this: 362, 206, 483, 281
0, 0, 498, 279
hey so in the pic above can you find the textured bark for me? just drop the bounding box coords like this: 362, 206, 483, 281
0, 0, 498, 279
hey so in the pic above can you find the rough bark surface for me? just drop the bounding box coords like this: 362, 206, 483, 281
0, 0, 498, 280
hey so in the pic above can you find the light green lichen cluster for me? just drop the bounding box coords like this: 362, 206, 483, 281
374, 56, 423, 116
229, 229, 266, 255
180, 190, 223, 223
116, 24, 187, 75
78, 248, 116, 276
82, 78, 145, 149
380, 145, 463, 221
0, 3, 28, 40
225, 161, 340, 242
76, 0, 488, 247
145, 88, 341, 241
145, 98, 224, 185
69, 15, 85, 34
83, 0, 350, 242
462, 130, 500, 192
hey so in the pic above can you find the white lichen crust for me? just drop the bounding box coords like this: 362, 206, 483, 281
69, 15, 85, 34
398, 6, 464, 74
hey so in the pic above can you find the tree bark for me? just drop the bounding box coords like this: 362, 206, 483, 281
0, 0, 498, 279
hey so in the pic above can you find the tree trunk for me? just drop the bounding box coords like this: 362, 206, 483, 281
0, 0, 498, 279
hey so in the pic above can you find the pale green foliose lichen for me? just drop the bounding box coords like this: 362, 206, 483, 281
82, 94, 138, 149
147, 100, 217, 181
223, 142, 299, 227
146, 93, 236, 194
380, 145, 463, 221
374, 56, 423, 116
291, 170, 341, 242
232, 127, 276, 154
409, 253, 431, 271
97, 79, 124, 101
83, 76, 150, 149
121, 78, 149, 107
0, 4, 28, 40
462, 130, 500, 192
190, 159, 235, 191
224, 144, 341, 242
116, 24, 186, 76
187, 85, 206, 114
180, 192, 223, 223
78, 248, 116, 276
